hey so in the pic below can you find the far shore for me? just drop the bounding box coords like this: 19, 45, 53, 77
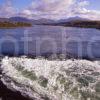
37, 20, 100, 29
0, 21, 32, 29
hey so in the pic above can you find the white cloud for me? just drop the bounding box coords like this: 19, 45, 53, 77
0, 0, 100, 20
78, 0, 89, 7
78, 9, 100, 20
21, 0, 75, 19
21, 0, 100, 20
73, 0, 100, 20
0, 0, 16, 18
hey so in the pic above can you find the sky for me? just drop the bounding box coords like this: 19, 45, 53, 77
0, 0, 100, 20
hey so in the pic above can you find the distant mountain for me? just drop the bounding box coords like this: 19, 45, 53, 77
31, 16, 90, 25
7, 17, 55, 24
0, 18, 9, 22
9, 17, 31, 23
0, 17, 32, 23
1, 16, 100, 29
0, 16, 89, 24
32, 18, 56, 24
0, 17, 32, 28
32, 17, 100, 29
58, 16, 89, 23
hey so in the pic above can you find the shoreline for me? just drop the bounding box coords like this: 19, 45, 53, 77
0, 80, 33, 100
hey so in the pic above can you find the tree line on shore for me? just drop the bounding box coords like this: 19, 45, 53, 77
0, 21, 32, 28
64, 20, 100, 29
41, 20, 100, 29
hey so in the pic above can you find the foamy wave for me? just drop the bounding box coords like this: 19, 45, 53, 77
1, 57, 100, 100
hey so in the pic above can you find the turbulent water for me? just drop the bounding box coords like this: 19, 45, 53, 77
0, 57, 100, 100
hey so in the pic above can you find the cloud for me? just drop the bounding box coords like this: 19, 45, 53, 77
21, 0, 75, 19
78, 0, 89, 7
0, 0, 16, 18
73, 0, 100, 20
0, 0, 100, 20
77, 9, 100, 20
21, 0, 100, 20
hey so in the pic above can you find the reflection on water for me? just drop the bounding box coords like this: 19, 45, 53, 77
0, 25, 100, 59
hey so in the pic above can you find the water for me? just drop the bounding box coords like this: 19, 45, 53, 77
0, 25, 100, 59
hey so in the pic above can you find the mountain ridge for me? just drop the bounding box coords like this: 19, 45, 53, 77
0, 16, 89, 23
0, 16, 100, 29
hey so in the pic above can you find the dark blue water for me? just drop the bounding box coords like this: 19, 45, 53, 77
0, 25, 100, 59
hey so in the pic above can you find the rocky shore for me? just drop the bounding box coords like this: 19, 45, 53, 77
0, 80, 33, 100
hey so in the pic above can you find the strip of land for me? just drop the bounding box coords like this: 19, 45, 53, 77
0, 21, 32, 28
1, 20, 100, 29
41, 20, 100, 29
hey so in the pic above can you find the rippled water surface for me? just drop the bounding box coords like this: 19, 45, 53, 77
0, 25, 100, 59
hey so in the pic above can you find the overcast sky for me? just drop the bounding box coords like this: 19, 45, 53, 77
0, 0, 100, 20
